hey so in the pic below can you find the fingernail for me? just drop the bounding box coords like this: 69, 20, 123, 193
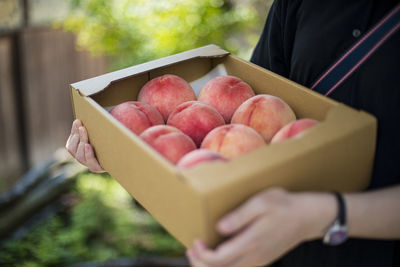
72, 120, 78, 131
73, 119, 80, 128
218, 217, 233, 231
85, 144, 90, 152
194, 240, 205, 251
78, 127, 85, 137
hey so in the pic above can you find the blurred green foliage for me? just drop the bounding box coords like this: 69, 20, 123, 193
0, 2, 272, 265
59, 0, 268, 70
0, 173, 183, 266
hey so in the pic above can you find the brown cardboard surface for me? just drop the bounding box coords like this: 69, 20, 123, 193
72, 44, 229, 97
70, 45, 377, 248
71, 88, 209, 245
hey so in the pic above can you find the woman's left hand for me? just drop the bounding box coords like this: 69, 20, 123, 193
186, 188, 336, 267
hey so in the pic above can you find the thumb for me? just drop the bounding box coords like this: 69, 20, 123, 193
217, 194, 267, 235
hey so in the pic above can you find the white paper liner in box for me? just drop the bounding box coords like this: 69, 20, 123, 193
190, 64, 228, 97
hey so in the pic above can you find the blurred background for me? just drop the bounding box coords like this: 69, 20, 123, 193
0, 0, 270, 266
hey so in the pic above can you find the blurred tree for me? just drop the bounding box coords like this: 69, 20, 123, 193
59, 0, 268, 70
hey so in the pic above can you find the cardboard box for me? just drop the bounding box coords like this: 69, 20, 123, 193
70, 45, 377, 247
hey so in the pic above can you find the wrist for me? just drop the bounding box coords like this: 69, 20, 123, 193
294, 192, 338, 241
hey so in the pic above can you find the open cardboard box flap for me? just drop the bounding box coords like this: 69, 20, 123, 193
71, 44, 229, 96
70, 45, 377, 247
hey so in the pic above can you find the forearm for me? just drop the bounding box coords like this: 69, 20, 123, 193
300, 185, 400, 241
345, 185, 400, 239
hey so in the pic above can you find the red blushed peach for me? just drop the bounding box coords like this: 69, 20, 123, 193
140, 125, 196, 164
201, 124, 265, 159
231, 94, 296, 143
198, 75, 255, 123
167, 101, 225, 147
271, 118, 319, 143
177, 149, 228, 169
110, 101, 164, 135
138, 74, 196, 121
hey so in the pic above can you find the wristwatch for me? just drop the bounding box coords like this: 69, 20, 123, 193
323, 192, 348, 245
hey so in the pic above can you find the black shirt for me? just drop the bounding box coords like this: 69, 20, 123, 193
251, 0, 400, 266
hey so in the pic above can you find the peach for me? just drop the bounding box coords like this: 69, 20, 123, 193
167, 101, 225, 147
138, 74, 196, 121
110, 101, 164, 135
231, 94, 296, 143
271, 119, 319, 143
140, 125, 196, 164
177, 149, 228, 169
201, 124, 265, 159
198, 75, 255, 123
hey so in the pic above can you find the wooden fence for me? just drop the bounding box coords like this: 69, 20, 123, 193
0, 27, 107, 192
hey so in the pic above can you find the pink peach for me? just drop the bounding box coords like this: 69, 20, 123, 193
138, 74, 196, 121
271, 119, 319, 143
231, 94, 296, 143
140, 125, 196, 164
198, 75, 255, 123
177, 149, 228, 169
110, 101, 164, 135
167, 101, 225, 147
201, 124, 265, 159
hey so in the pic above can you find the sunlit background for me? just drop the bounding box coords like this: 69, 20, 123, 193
0, 0, 271, 265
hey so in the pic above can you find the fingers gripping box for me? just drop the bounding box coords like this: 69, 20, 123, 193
70, 45, 377, 247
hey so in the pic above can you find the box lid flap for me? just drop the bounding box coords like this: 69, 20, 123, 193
70, 44, 229, 96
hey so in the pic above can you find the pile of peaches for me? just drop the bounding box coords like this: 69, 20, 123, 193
109, 74, 318, 168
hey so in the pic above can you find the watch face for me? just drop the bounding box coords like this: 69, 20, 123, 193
323, 221, 348, 246
329, 229, 348, 245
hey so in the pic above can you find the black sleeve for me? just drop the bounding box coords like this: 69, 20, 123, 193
251, 0, 303, 80
250, 0, 289, 77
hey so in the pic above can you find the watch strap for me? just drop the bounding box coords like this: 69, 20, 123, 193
333, 192, 346, 226
323, 192, 348, 245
